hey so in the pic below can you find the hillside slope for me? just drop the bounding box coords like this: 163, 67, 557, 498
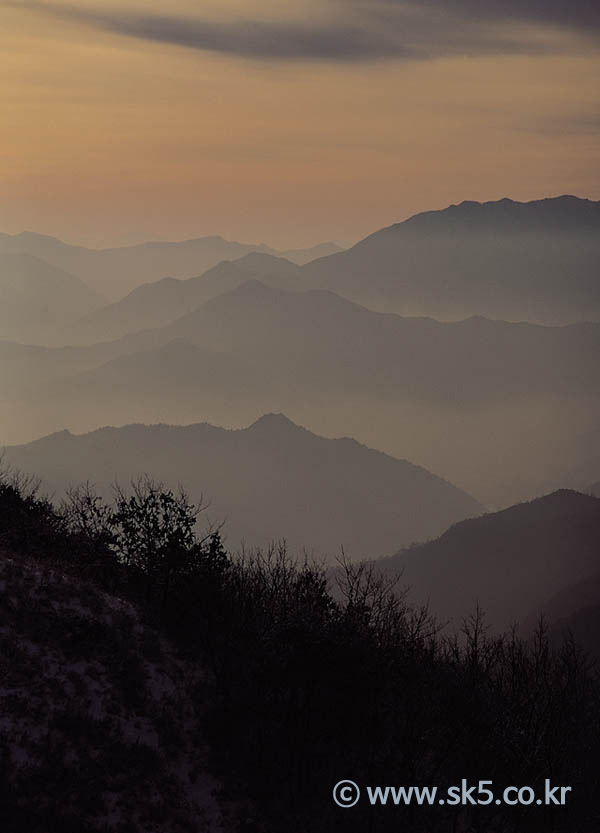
378, 490, 600, 629
302, 196, 600, 323
102, 280, 600, 403
0, 252, 102, 342
67, 253, 303, 343
541, 575, 600, 656
0, 231, 338, 300
2, 280, 598, 505
0, 552, 230, 832
2, 414, 483, 559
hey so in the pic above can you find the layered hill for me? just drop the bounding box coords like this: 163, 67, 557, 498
377, 490, 600, 631
0, 253, 102, 342
300, 195, 600, 324
0, 231, 340, 300
5, 195, 596, 335
8, 279, 599, 406
54, 195, 600, 343
67, 253, 303, 343
2, 280, 598, 505
2, 415, 483, 559
123, 280, 599, 401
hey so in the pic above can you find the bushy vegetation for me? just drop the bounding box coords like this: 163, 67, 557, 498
0, 465, 598, 832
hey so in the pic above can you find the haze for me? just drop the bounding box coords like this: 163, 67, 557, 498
1, 0, 599, 248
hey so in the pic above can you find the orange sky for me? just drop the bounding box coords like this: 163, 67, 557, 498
1, 1, 599, 248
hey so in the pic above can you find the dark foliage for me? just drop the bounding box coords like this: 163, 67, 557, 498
0, 466, 598, 832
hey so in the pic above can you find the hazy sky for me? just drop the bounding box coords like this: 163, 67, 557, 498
1, 0, 599, 248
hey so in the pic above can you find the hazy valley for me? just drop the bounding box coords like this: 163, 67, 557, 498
2, 194, 599, 833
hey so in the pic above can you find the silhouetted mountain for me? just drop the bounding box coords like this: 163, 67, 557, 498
121, 280, 600, 402
537, 576, 600, 656
2, 415, 483, 559
0, 252, 102, 342
32, 279, 599, 408
378, 490, 600, 630
53, 195, 600, 342
0, 231, 341, 300
302, 196, 600, 323
279, 241, 343, 263
0, 339, 126, 399
67, 253, 303, 343
3, 280, 598, 504
5, 196, 597, 323
51, 339, 272, 427
3, 469, 597, 833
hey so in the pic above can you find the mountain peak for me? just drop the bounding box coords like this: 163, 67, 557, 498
234, 251, 296, 268
247, 412, 301, 433
372, 194, 600, 239
227, 278, 278, 298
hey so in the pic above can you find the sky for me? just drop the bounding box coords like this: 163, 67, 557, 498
1, 0, 599, 248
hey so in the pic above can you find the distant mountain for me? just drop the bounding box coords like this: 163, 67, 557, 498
587, 481, 600, 498
59, 195, 600, 343
377, 490, 600, 630
0, 231, 342, 300
3, 280, 598, 504
5, 195, 597, 322
2, 415, 483, 560
0, 253, 102, 342
0, 338, 124, 399
14, 279, 600, 407
67, 253, 303, 343
117, 280, 600, 403
280, 241, 344, 263
301, 196, 600, 324
49, 339, 275, 428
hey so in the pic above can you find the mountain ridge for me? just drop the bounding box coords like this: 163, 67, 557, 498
301, 195, 600, 323
376, 489, 600, 629
2, 414, 484, 560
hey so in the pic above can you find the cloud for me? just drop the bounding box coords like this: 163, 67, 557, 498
12, 1, 600, 63
520, 111, 600, 135
399, 1, 600, 32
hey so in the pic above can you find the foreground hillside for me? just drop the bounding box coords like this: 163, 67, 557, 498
3, 414, 483, 559
0, 553, 230, 833
542, 576, 600, 656
0, 468, 599, 832
378, 490, 600, 631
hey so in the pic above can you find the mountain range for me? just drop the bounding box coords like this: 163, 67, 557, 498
3, 196, 598, 344
301, 195, 600, 324
1, 194, 598, 509
1, 414, 483, 560
0, 230, 342, 300
0, 252, 102, 343
52, 195, 600, 343
47, 279, 599, 404
2, 278, 598, 506
376, 489, 600, 632
66, 253, 304, 343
